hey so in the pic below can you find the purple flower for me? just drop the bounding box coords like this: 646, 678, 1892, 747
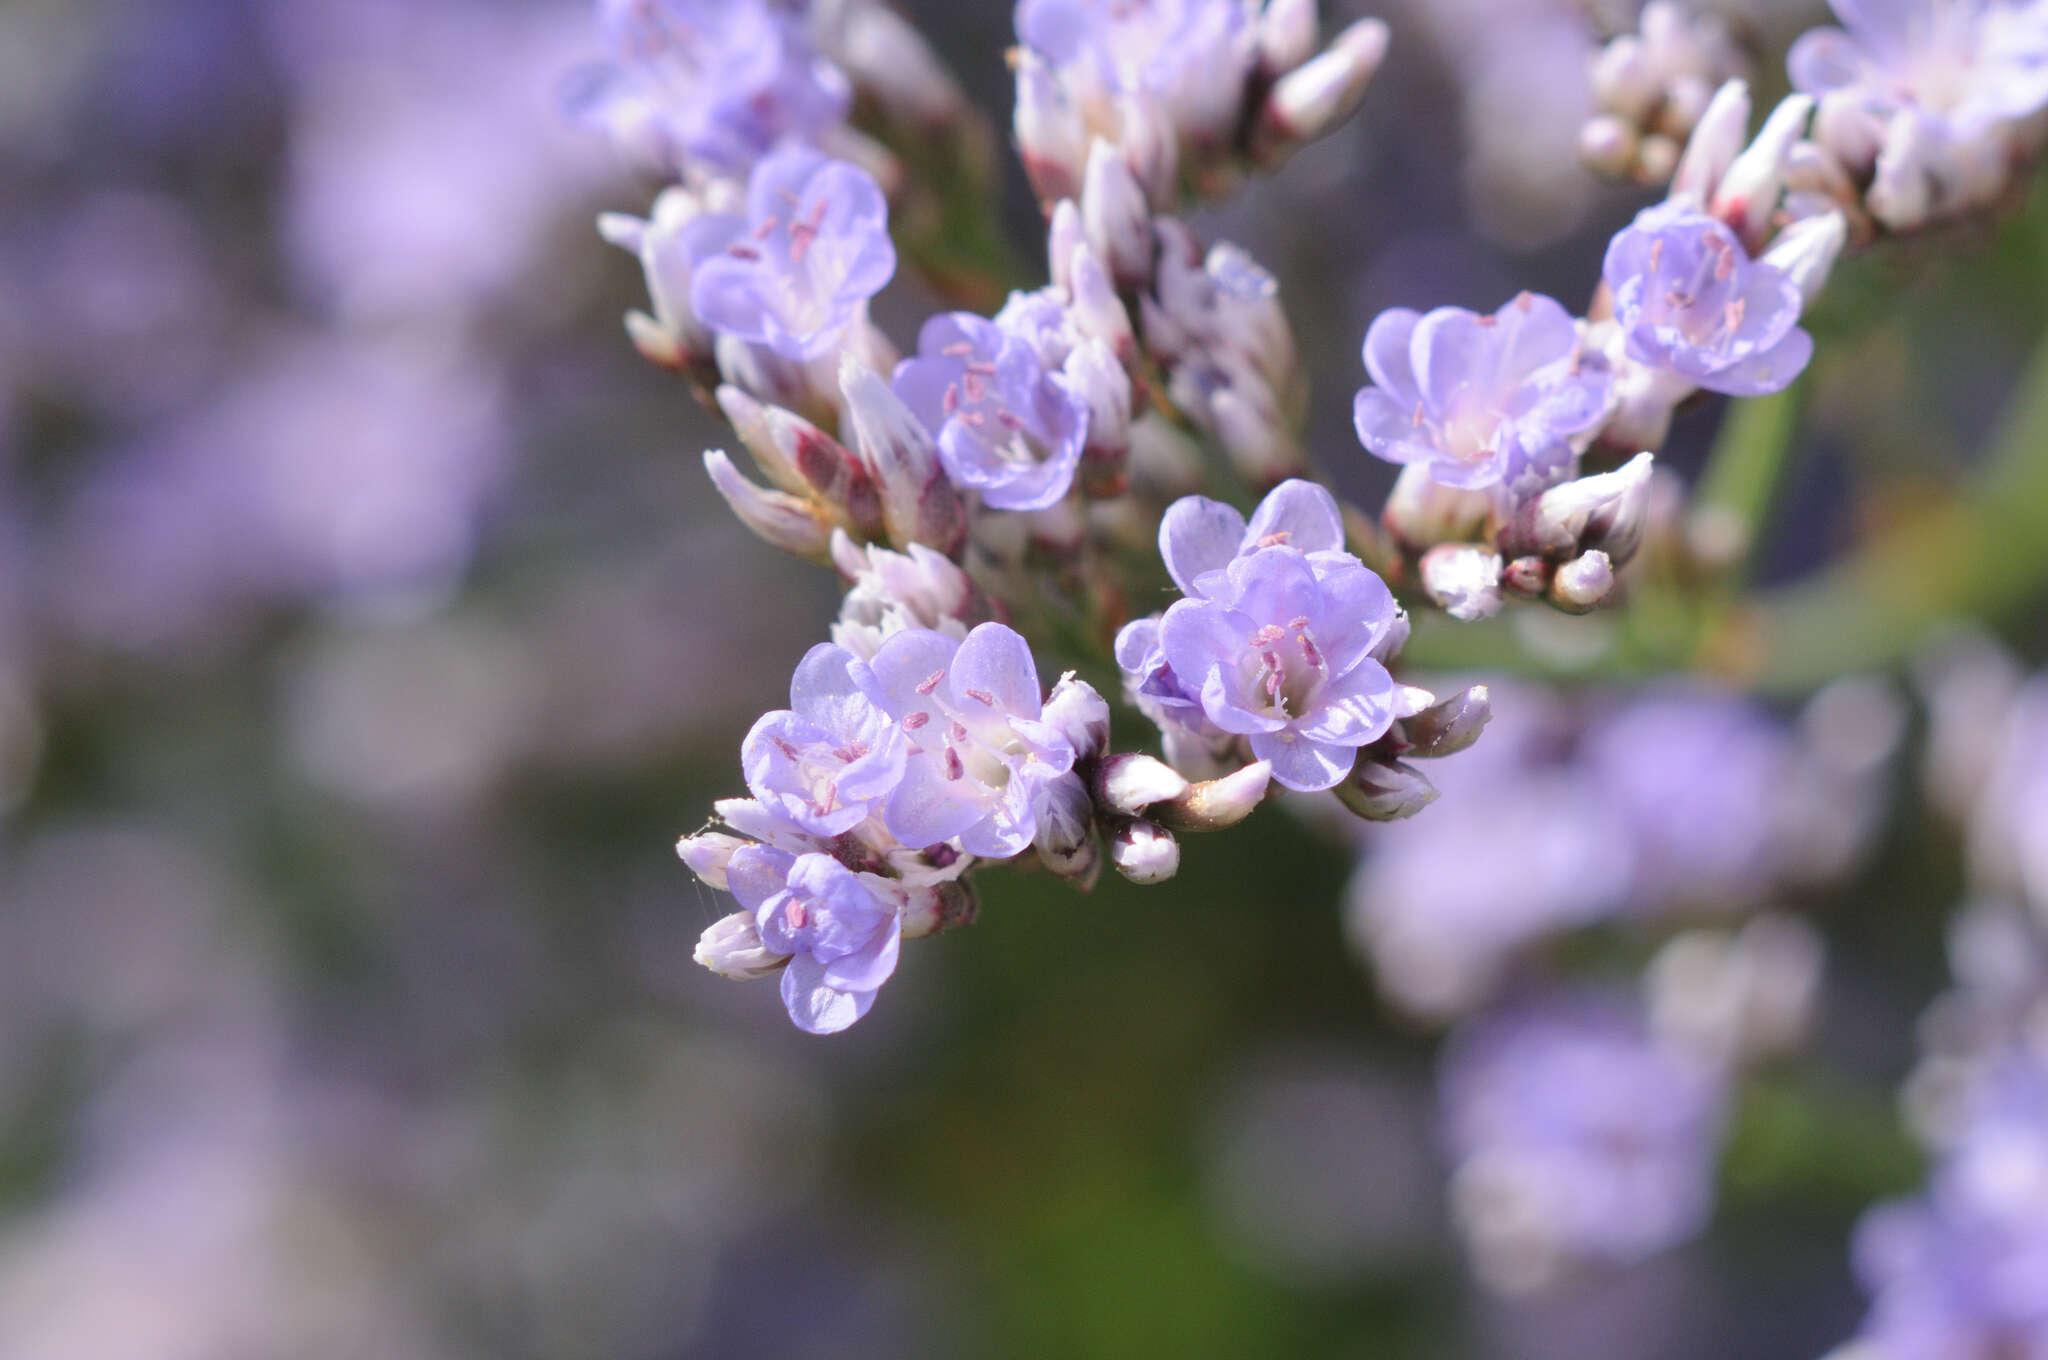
866, 623, 1076, 858
892, 312, 1086, 512
741, 643, 907, 838
1351, 292, 1611, 498
1790, 0, 2048, 140
1155, 543, 1401, 791
1440, 994, 1727, 1286
727, 845, 900, 1034
580, 0, 850, 175
683, 148, 895, 362
1013, 0, 1258, 145
1578, 686, 1793, 912
1156, 478, 1350, 599
1602, 201, 1814, 398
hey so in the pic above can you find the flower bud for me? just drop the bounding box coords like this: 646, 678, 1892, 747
1762, 209, 1848, 305
1712, 94, 1813, 250
704, 450, 835, 560
1082, 138, 1155, 290
676, 830, 749, 891
1334, 758, 1438, 823
714, 334, 832, 424
695, 911, 789, 981
1868, 109, 1937, 232
1670, 78, 1750, 208
824, 0, 965, 128
1419, 544, 1505, 621
1065, 338, 1133, 483
1401, 685, 1493, 760
1578, 115, 1640, 180
1096, 752, 1191, 815
1258, 0, 1318, 77
1118, 94, 1180, 209
1047, 199, 1085, 291
1067, 242, 1137, 362
1254, 18, 1388, 162
1155, 760, 1272, 832
900, 878, 979, 939
718, 385, 883, 537
1549, 549, 1617, 613
1111, 818, 1181, 884
1590, 35, 1657, 124
839, 358, 967, 558
1815, 89, 1886, 178
1381, 465, 1491, 554
1505, 452, 1655, 565
1014, 50, 1087, 208
1036, 771, 1102, 886
1040, 673, 1112, 762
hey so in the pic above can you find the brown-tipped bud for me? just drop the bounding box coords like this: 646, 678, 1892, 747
1110, 818, 1181, 884
1548, 550, 1617, 613
676, 830, 749, 891
1082, 138, 1156, 290
1254, 18, 1388, 163
1118, 93, 1180, 210
1036, 772, 1102, 887
1047, 198, 1085, 291
839, 358, 968, 558
1501, 555, 1551, 598
716, 386, 880, 539
1334, 758, 1439, 823
704, 450, 835, 560
1043, 673, 1112, 762
1155, 760, 1272, 833
1713, 94, 1814, 250
1014, 50, 1087, 208
1068, 243, 1137, 362
1419, 544, 1506, 621
1401, 685, 1493, 760
1096, 753, 1191, 815
695, 911, 789, 981
900, 879, 980, 939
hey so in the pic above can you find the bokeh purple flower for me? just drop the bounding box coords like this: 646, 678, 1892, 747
1154, 542, 1400, 792
867, 622, 1077, 858
684, 148, 895, 362
1603, 201, 1814, 398
892, 312, 1087, 512
728, 844, 901, 1034
1013, 0, 1258, 147
580, 0, 850, 176
1440, 993, 1727, 1291
742, 643, 907, 838
1790, 0, 2048, 140
1352, 292, 1611, 498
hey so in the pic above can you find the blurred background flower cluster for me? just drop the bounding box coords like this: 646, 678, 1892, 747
2, 0, 2045, 1356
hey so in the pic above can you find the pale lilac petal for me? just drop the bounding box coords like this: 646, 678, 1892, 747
1249, 730, 1357, 791
1297, 659, 1398, 746
789, 642, 879, 730
1243, 480, 1345, 556
1699, 326, 1813, 396
1352, 388, 1439, 467
1362, 307, 1424, 403
726, 844, 796, 913
780, 953, 874, 1033
1410, 307, 1491, 413
1221, 545, 1321, 626
949, 623, 1043, 719
1788, 27, 1872, 95
820, 924, 899, 992
883, 755, 987, 847
1159, 495, 1247, 597
867, 628, 961, 717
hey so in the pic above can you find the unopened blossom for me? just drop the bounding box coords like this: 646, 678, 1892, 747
867, 623, 1080, 858
828, 530, 986, 660
892, 312, 1087, 511
741, 643, 906, 838
1352, 292, 1612, 500
1013, 0, 1260, 149
581, 0, 850, 176
1440, 994, 1727, 1291
683, 148, 895, 362
1602, 201, 1813, 397
1790, 0, 2048, 141
1153, 542, 1402, 792
726, 844, 900, 1033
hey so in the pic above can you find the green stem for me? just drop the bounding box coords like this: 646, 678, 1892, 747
1695, 383, 1809, 585
1744, 327, 2048, 692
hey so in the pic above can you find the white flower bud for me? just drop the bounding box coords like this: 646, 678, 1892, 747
1401, 686, 1493, 760
1111, 819, 1181, 884
1043, 673, 1112, 762
1154, 760, 1272, 832
1082, 138, 1155, 290
1713, 94, 1814, 249
1670, 79, 1751, 207
695, 911, 788, 981
1335, 759, 1438, 823
1255, 18, 1388, 160
1036, 771, 1102, 886
704, 450, 834, 560
1096, 753, 1191, 815
1014, 50, 1087, 208
1419, 544, 1505, 621
676, 831, 748, 891
1762, 209, 1848, 305
1548, 549, 1617, 613
839, 358, 967, 557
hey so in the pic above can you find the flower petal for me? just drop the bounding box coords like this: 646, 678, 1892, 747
1159, 495, 1248, 598
1249, 730, 1358, 792
780, 953, 875, 1034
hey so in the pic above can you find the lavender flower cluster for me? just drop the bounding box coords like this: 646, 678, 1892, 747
572, 0, 2048, 1334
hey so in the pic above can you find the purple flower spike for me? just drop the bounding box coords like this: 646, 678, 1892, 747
583, 0, 850, 175
1352, 292, 1612, 500
684, 148, 896, 362
868, 622, 1077, 858
742, 642, 907, 838
1158, 478, 1348, 599
1603, 201, 1814, 398
1156, 544, 1400, 791
1790, 0, 2048, 140
892, 313, 1088, 511
729, 845, 900, 1034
